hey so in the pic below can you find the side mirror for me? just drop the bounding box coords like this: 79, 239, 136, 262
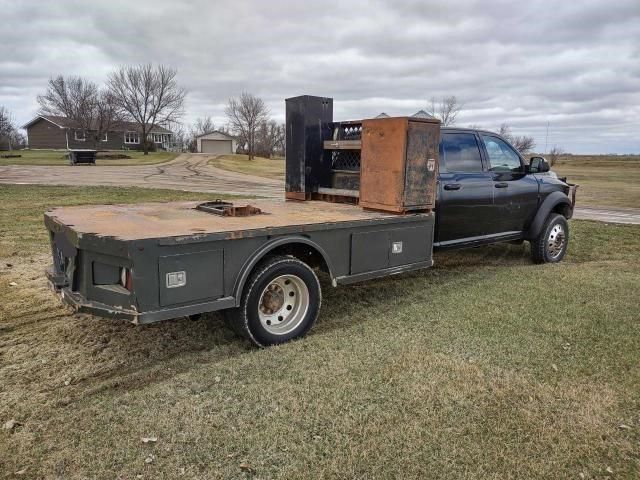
529, 156, 550, 173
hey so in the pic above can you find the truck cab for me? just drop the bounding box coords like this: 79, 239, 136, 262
435, 127, 575, 261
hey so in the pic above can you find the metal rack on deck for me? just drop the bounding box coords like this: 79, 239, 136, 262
319, 121, 362, 198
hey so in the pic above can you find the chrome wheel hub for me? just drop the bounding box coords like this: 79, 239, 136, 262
547, 224, 566, 259
258, 274, 309, 335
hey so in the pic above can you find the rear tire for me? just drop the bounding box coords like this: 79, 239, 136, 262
225, 255, 321, 347
531, 213, 569, 264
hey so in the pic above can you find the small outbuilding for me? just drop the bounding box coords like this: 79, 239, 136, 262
195, 131, 236, 155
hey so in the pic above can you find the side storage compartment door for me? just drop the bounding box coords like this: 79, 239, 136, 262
158, 249, 223, 307
350, 225, 433, 275
351, 231, 389, 275
388, 225, 433, 268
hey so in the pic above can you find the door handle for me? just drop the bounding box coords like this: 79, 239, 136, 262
494, 182, 509, 188
443, 183, 461, 191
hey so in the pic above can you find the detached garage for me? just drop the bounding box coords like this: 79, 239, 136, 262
196, 131, 237, 154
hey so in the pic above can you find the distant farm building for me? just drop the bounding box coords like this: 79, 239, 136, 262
194, 130, 237, 154
21, 115, 174, 150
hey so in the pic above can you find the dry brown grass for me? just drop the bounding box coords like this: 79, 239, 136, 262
1, 185, 639, 479
209, 154, 285, 180
552, 154, 640, 209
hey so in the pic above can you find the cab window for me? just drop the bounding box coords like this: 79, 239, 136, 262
439, 133, 484, 173
481, 135, 522, 172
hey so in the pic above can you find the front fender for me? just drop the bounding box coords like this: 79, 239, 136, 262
525, 191, 572, 240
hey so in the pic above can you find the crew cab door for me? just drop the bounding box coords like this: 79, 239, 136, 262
435, 132, 499, 244
480, 134, 540, 233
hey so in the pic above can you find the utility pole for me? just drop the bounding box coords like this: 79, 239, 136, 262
544, 121, 549, 154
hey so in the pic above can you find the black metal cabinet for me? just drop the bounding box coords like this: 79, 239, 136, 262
285, 95, 333, 199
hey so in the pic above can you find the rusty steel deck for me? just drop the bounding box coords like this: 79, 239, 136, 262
46, 199, 419, 241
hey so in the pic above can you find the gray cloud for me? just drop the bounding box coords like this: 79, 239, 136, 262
1, 0, 639, 153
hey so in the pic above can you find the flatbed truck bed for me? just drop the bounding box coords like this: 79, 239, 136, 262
45, 198, 419, 241
45, 199, 435, 339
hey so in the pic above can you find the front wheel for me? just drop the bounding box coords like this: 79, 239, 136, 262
225, 255, 322, 347
530, 213, 569, 264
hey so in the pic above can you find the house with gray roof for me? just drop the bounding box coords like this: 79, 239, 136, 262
21, 115, 174, 150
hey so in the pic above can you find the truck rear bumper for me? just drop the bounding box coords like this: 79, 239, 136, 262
47, 267, 140, 322
56, 284, 140, 321
46, 267, 236, 324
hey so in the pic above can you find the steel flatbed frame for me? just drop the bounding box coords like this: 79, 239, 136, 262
45, 199, 435, 324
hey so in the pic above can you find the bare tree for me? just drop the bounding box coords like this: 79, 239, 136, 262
274, 122, 285, 156
255, 120, 285, 158
428, 95, 462, 126
38, 76, 91, 122
512, 136, 535, 154
9, 130, 27, 150
225, 92, 269, 160
108, 64, 186, 155
167, 123, 188, 152
0, 106, 14, 150
0, 107, 25, 150
192, 116, 215, 136
38, 76, 120, 148
497, 124, 510, 137
547, 146, 564, 166
498, 123, 536, 154
0, 106, 12, 133
94, 91, 120, 145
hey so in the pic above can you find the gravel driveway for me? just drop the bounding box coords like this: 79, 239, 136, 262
572, 205, 640, 225
0, 153, 282, 198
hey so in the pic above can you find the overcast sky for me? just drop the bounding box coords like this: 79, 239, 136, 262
1, 0, 639, 153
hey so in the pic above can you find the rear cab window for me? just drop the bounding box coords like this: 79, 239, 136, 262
439, 133, 484, 173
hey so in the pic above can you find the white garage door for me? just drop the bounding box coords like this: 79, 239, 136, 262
201, 139, 232, 154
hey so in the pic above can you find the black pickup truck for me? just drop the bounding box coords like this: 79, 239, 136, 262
45, 95, 576, 347
434, 127, 575, 263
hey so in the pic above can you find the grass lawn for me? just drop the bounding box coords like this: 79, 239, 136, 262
1, 185, 639, 479
553, 155, 640, 209
209, 154, 285, 180
0, 149, 179, 166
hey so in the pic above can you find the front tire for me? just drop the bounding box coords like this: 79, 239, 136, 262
531, 213, 569, 264
226, 255, 321, 347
